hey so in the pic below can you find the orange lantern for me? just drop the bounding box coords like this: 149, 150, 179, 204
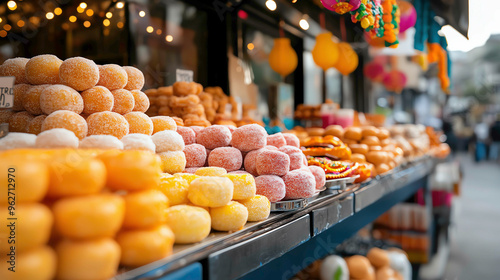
311, 32, 339, 71
334, 42, 358, 75
268, 38, 298, 77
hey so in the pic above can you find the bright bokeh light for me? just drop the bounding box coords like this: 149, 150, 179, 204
166, 35, 173, 42
54, 8, 62, 15
265, 0, 277, 11
7, 1, 16, 11
69, 16, 77, 22
17, 20, 24, 27
139, 11, 146, 17
103, 19, 110, 26
117, 22, 124, 28
83, 20, 91, 28
117, 2, 124, 9
86, 9, 94, 16
299, 18, 309, 30
46, 12, 54, 20
247, 43, 255, 50
146, 26, 154, 33
106, 12, 113, 18
79, 3, 87, 9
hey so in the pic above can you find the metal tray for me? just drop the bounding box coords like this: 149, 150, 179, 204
324, 175, 360, 190
270, 188, 324, 212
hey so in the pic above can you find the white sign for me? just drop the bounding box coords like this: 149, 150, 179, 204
176, 69, 194, 82
0, 76, 15, 109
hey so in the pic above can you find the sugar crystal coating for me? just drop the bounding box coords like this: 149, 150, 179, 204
256, 150, 290, 176
266, 133, 287, 148
173, 173, 199, 185
40, 85, 84, 115
97, 64, 128, 90
196, 125, 232, 150
59, 57, 99, 91
0, 57, 29, 84
265, 145, 278, 151
159, 176, 189, 206
238, 195, 271, 222
223, 173, 256, 200
283, 133, 300, 148
176, 126, 196, 145
194, 167, 227, 177
123, 66, 145, 90
9, 111, 33, 132
111, 89, 135, 115
208, 147, 242, 172
183, 167, 201, 174
25, 54, 62, 84
190, 126, 204, 137
243, 149, 263, 176
165, 205, 211, 244
158, 151, 186, 174
80, 135, 124, 149
124, 112, 153, 135
121, 133, 155, 152
230, 124, 267, 152
308, 165, 326, 190
130, 90, 149, 112
26, 115, 47, 135
151, 116, 177, 134
35, 128, 79, 149
255, 175, 286, 202
188, 177, 233, 208
152, 130, 185, 153
13, 84, 31, 111
42, 110, 88, 139
183, 144, 207, 168
81, 86, 114, 114
210, 201, 248, 231
283, 170, 316, 199
24, 85, 50, 115
0, 132, 36, 150
229, 170, 251, 175
0, 109, 14, 123
86, 111, 129, 139
279, 145, 305, 171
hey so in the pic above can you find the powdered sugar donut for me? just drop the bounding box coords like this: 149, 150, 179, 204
176, 126, 196, 145
196, 125, 231, 150
283, 133, 300, 148
225, 125, 237, 133
283, 170, 316, 199
230, 124, 267, 152
229, 170, 251, 175
243, 149, 263, 176
298, 166, 312, 173
0, 57, 29, 84
158, 151, 186, 174
183, 144, 207, 168
59, 57, 99, 91
204, 148, 211, 166
279, 146, 305, 171
256, 150, 290, 176
265, 145, 278, 151
302, 154, 308, 166
42, 110, 88, 140
190, 126, 204, 137
308, 166, 326, 190
121, 133, 156, 153
0, 132, 36, 150
255, 175, 286, 202
152, 130, 185, 153
208, 147, 242, 172
123, 66, 145, 91
35, 128, 79, 149
80, 135, 123, 149
266, 133, 286, 148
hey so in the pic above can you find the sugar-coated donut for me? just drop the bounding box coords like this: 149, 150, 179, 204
121, 133, 155, 152
59, 57, 99, 91
97, 64, 128, 90
194, 166, 227, 176
26, 115, 47, 135
183, 144, 207, 168
243, 149, 263, 176
256, 150, 290, 176
238, 195, 271, 222
111, 89, 135, 115
0, 246, 56, 280
165, 205, 211, 244
223, 173, 256, 200
131, 90, 149, 112
190, 126, 204, 137
158, 151, 186, 174
80, 135, 124, 149
24, 84, 50, 115
81, 86, 114, 114
196, 125, 232, 150
210, 201, 248, 231
279, 145, 304, 171
308, 166, 326, 190
0, 109, 14, 124
124, 112, 153, 135
265, 145, 278, 151
229, 170, 251, 175
159, 176, 189, 205
87, 111, 129, 139
176, 126, 196, 145
8, 111, 33, 132
152, 130, 185, 153
188, 176, 233, 207
266, 133, 286, 148
183, 167, 201, 174
151, 116, 177, 133
255, 175, 286, 202
208, 147, 242, 172
40, 85, 84, 115
230, 124, 267, 152
283, 170, 316, 199
122, 189, 168, 229
0, 132, 36, 150
25, 54, 62, 84
282, 133, 300, 148
0, 57, 29, 84
35, 128, 79, 149
123, 66, 145, 91
42, 110, 88, 140
12, 84, 30, 111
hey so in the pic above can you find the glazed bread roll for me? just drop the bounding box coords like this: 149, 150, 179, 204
377, 128, 390, 140
362, 126, 379, 138
361, 136, 380, 146
350, 153, 366, 163
344, 127, 362, 141
376, 163, 390, 174
349, 143, 369, 154
366, 151, 388, 165
325, 125, 344, 139
307, 127, 325, 136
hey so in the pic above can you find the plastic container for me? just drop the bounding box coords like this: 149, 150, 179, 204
335, 109, 354, 128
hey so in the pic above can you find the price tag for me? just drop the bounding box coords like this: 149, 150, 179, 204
0, 76, 15, 109
176, 69, 194, 82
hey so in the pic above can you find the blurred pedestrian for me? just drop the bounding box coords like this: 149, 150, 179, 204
474, 122, 489, 162
489, 116, 500, 161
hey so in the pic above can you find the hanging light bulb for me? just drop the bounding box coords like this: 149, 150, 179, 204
265, 0, 277, 11
268, 38, 298, 77
299, 16, 309, 30
116, 2, 124, 9
7, 1, 17, 11
311, 32, 339, 71
139, 11, 146, 17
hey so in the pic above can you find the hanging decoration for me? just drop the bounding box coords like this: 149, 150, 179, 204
381, 0, 400, 48
364, 61, 385, 81
312, 32, 339, 71
269, 38, 298, 77
383, 70, 407, 93
334, 42, 359, 75
397, 0, 417, 34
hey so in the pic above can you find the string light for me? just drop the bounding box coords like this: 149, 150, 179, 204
299, 17, 309, 30
106, 12, 112, 18
77, 6, 85, 13
265, 0, 277, 11
7, 1, 17, 11
156, 29, 162, 35
165, 35, 173, 42
116, 2, 124, 9
247, 43, 255, 50
139, 11, 145, 17
83, 20, 91, 28
17, 20, 24, 27
117, 22, 124, 28
69, 16, 77, 22
0, 30, 7, 37
46, 12, 54, 20
0, 18, 3, 24
146, 26, 153, 33
103, 19, 110, 26
4, 24, 11, 31
54, 8, 62, 15
86, 9, 94, 16
79, 2, 87, 9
